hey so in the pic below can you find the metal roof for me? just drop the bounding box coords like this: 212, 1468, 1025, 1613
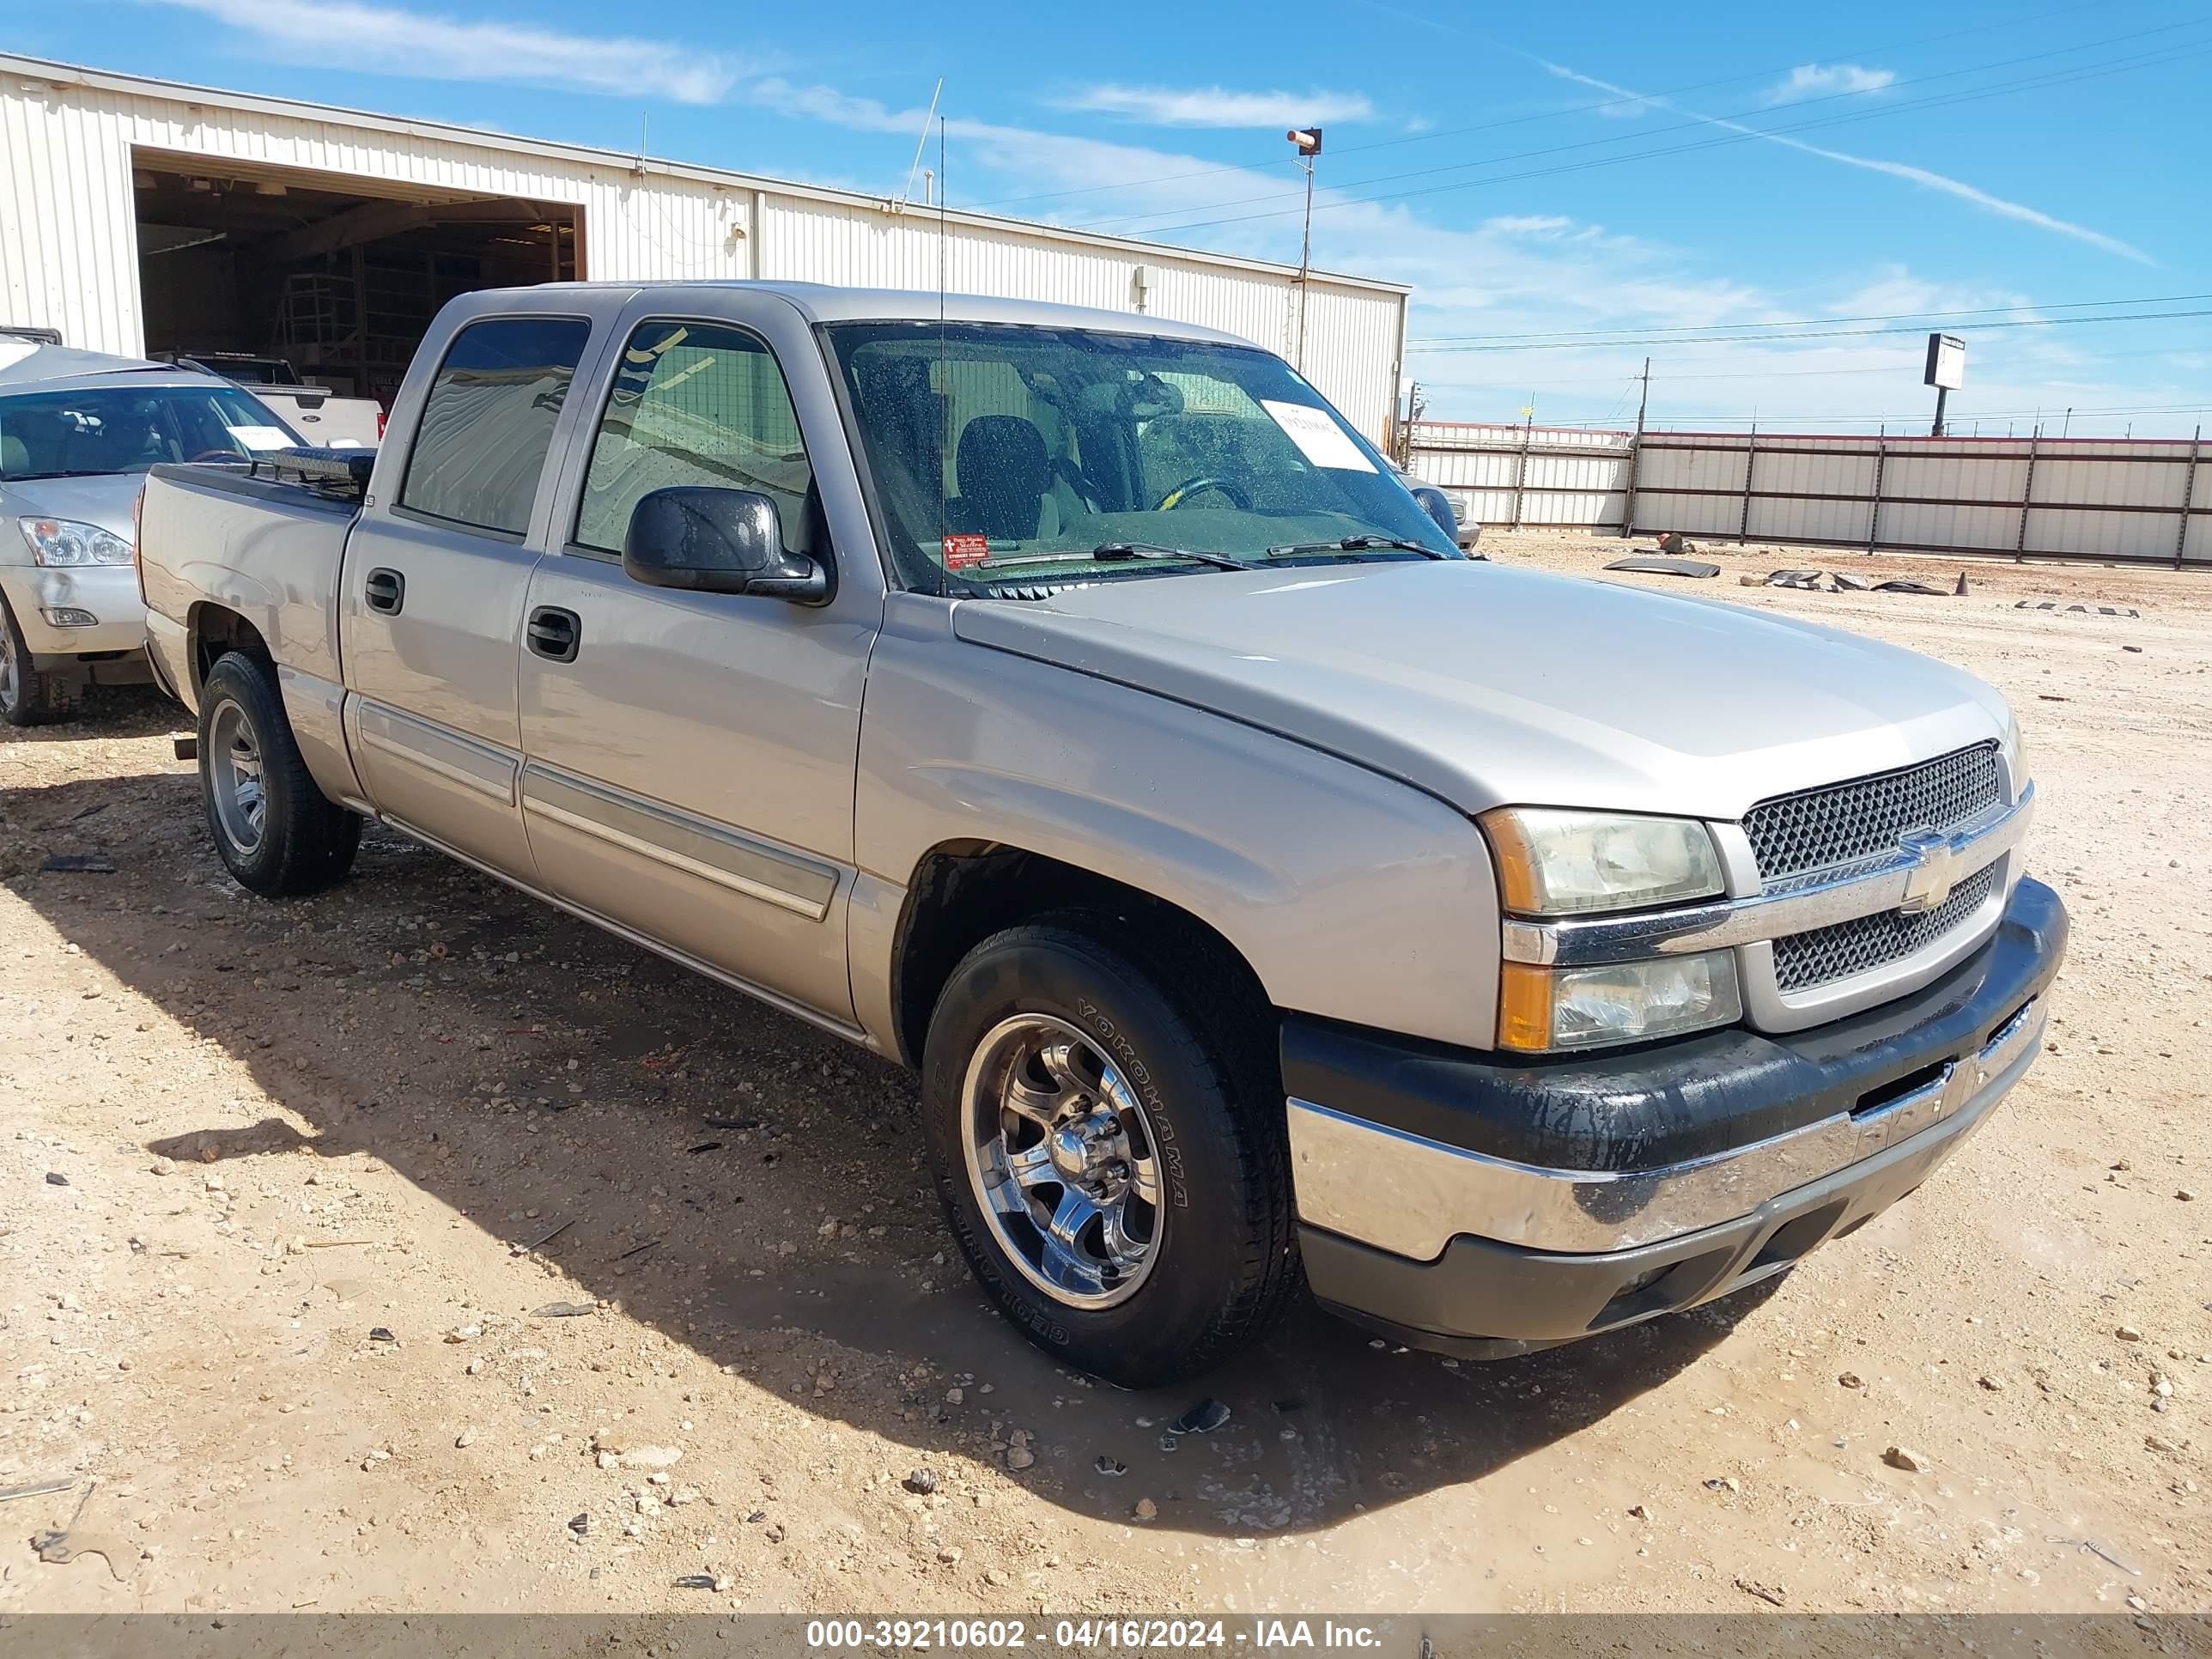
0, 53, 1411, 299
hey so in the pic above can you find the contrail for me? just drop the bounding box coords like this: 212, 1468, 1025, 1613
1539, 59, 2152, 265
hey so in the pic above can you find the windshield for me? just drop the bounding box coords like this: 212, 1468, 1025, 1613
0, 383, 301, 482
825, 322, 1457, 589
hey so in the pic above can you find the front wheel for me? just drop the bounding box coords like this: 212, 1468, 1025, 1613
198, 652, 361, 896
920, 921, 1296, 1387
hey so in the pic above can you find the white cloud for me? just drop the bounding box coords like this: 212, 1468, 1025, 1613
1766, 64, 1897, 103
1541, 60, 2152, 264
124, 0, 2186, 428
141, 0, 750, 104
1053, 84, 1374, 129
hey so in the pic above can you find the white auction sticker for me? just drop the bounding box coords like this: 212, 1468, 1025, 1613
225, 424, 295, 452
1261, 399, 1376, 472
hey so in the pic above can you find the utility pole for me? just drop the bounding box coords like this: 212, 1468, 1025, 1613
1620, 356, 1650, 539
1286, 125, 1323, 370
1396, 380, 1424, 466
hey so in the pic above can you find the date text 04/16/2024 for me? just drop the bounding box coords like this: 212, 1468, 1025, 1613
803, 1620, 1384, 1651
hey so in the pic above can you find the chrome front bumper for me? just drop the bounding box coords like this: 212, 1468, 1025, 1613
1291, 993, 2044, 1258
1286, 876, 2067, 1356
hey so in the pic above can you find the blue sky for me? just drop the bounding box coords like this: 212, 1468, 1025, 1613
9, 0, 2209, 433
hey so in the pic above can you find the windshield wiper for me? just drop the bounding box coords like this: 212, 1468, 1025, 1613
4, 468, 121, 481
1264, 535, 1449, 561
975, 540, 1258, 574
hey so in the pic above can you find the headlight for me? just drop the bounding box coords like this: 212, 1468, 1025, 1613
1481, 806, 1725, 915
19, 517, 133, 568
1498, 951, 1742, 1053
1998, 718, 2030, 801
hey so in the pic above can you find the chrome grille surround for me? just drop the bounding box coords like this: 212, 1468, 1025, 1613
1498, 772, 2033, 1039
1744, 743, 2002, 883
1772, 863, 1999, 993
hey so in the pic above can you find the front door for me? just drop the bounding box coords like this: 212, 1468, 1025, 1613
341, 311, 596, 878
516, 299, 882, 1027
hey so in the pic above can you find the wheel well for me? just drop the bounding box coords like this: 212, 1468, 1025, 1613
188, 604, 272, 697
890, 843, 1278, 1073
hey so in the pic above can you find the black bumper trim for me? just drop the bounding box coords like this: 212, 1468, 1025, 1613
1281, 876, 2067, 1174
1302, 1055, 2014, 1360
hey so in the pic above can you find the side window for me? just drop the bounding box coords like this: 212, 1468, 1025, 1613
398, 317, 590, 537
574, 321, 813, 556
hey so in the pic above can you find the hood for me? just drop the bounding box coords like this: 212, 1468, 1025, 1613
0, 343, 169, 385
951, 560, 2011, 821
0, 473, 143, 541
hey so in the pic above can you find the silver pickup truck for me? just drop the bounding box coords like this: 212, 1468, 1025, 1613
136, 283, 2066, 1385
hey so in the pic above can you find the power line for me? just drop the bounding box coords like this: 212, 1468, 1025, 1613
1423, 334, 2212, 384
1414, 306, 2212, 354
957, 0, 2119, 212
1073, 19, 2206, 234
1109, 36, 2212, 240
1409, 289, 2212, 346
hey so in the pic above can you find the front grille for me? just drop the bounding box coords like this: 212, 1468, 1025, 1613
1771, 864, 1998, 993
1744, 743, 2002, 882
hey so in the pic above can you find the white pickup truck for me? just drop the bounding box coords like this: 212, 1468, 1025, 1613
162, 353, 384, 448
134, 282, 2065, 1384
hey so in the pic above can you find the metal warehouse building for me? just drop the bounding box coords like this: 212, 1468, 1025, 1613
0, 55, 1408, 440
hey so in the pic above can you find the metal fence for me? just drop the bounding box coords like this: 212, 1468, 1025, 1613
1407, 420, 2210, 566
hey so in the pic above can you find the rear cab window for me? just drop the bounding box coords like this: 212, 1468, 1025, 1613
399, 317, 591, 538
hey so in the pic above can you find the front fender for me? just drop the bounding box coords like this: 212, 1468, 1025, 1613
854, 598, 1501, 1053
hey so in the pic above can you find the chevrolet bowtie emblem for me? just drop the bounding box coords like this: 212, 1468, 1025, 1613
1896, 828, 1961, 914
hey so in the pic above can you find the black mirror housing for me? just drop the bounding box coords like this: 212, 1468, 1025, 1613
622, 487, 830, 603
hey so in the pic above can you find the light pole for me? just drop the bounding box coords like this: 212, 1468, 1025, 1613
1286, 125, 1322, 371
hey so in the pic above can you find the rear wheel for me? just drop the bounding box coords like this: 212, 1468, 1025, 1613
0, 592, 73, 726
198, 652, 360, 896
920, 919, 1296, 1387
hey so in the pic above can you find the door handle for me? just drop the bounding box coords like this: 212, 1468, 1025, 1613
364, 568, 405, 615
526, 605, 580, 664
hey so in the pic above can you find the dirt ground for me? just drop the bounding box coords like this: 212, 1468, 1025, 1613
2, 532, 2206, 1619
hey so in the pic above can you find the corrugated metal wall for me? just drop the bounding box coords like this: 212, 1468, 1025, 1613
0, 61, 1406, 441
1407, 421, 1632, 527
1410, 421, 2211, 565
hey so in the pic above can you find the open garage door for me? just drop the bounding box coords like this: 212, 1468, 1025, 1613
131, 154, 580, 407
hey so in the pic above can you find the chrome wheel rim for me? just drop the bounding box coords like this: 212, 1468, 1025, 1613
0, 620, 17, 714
962, 1013, 1163, 1310
208, 698, 266, 856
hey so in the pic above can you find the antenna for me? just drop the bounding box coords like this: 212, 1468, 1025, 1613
937, 113, 950, 568
902, 78, 945, 204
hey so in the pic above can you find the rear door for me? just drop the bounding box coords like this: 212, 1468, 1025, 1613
339, 298, 617, 878
515, 291, 885, 1027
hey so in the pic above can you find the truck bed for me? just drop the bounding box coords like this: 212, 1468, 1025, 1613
138, 461, 362, 696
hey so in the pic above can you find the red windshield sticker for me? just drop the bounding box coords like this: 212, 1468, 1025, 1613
942, 533, 990, 568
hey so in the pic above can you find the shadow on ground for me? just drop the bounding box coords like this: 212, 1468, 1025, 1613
3, 750, 1776, 1539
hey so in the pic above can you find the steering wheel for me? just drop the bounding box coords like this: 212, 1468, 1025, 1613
1156, 475, 1253, 512
187, 448, 245, 464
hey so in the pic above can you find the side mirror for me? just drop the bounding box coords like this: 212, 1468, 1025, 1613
622, 487, 830, 604
1407, 483, 1460, 548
